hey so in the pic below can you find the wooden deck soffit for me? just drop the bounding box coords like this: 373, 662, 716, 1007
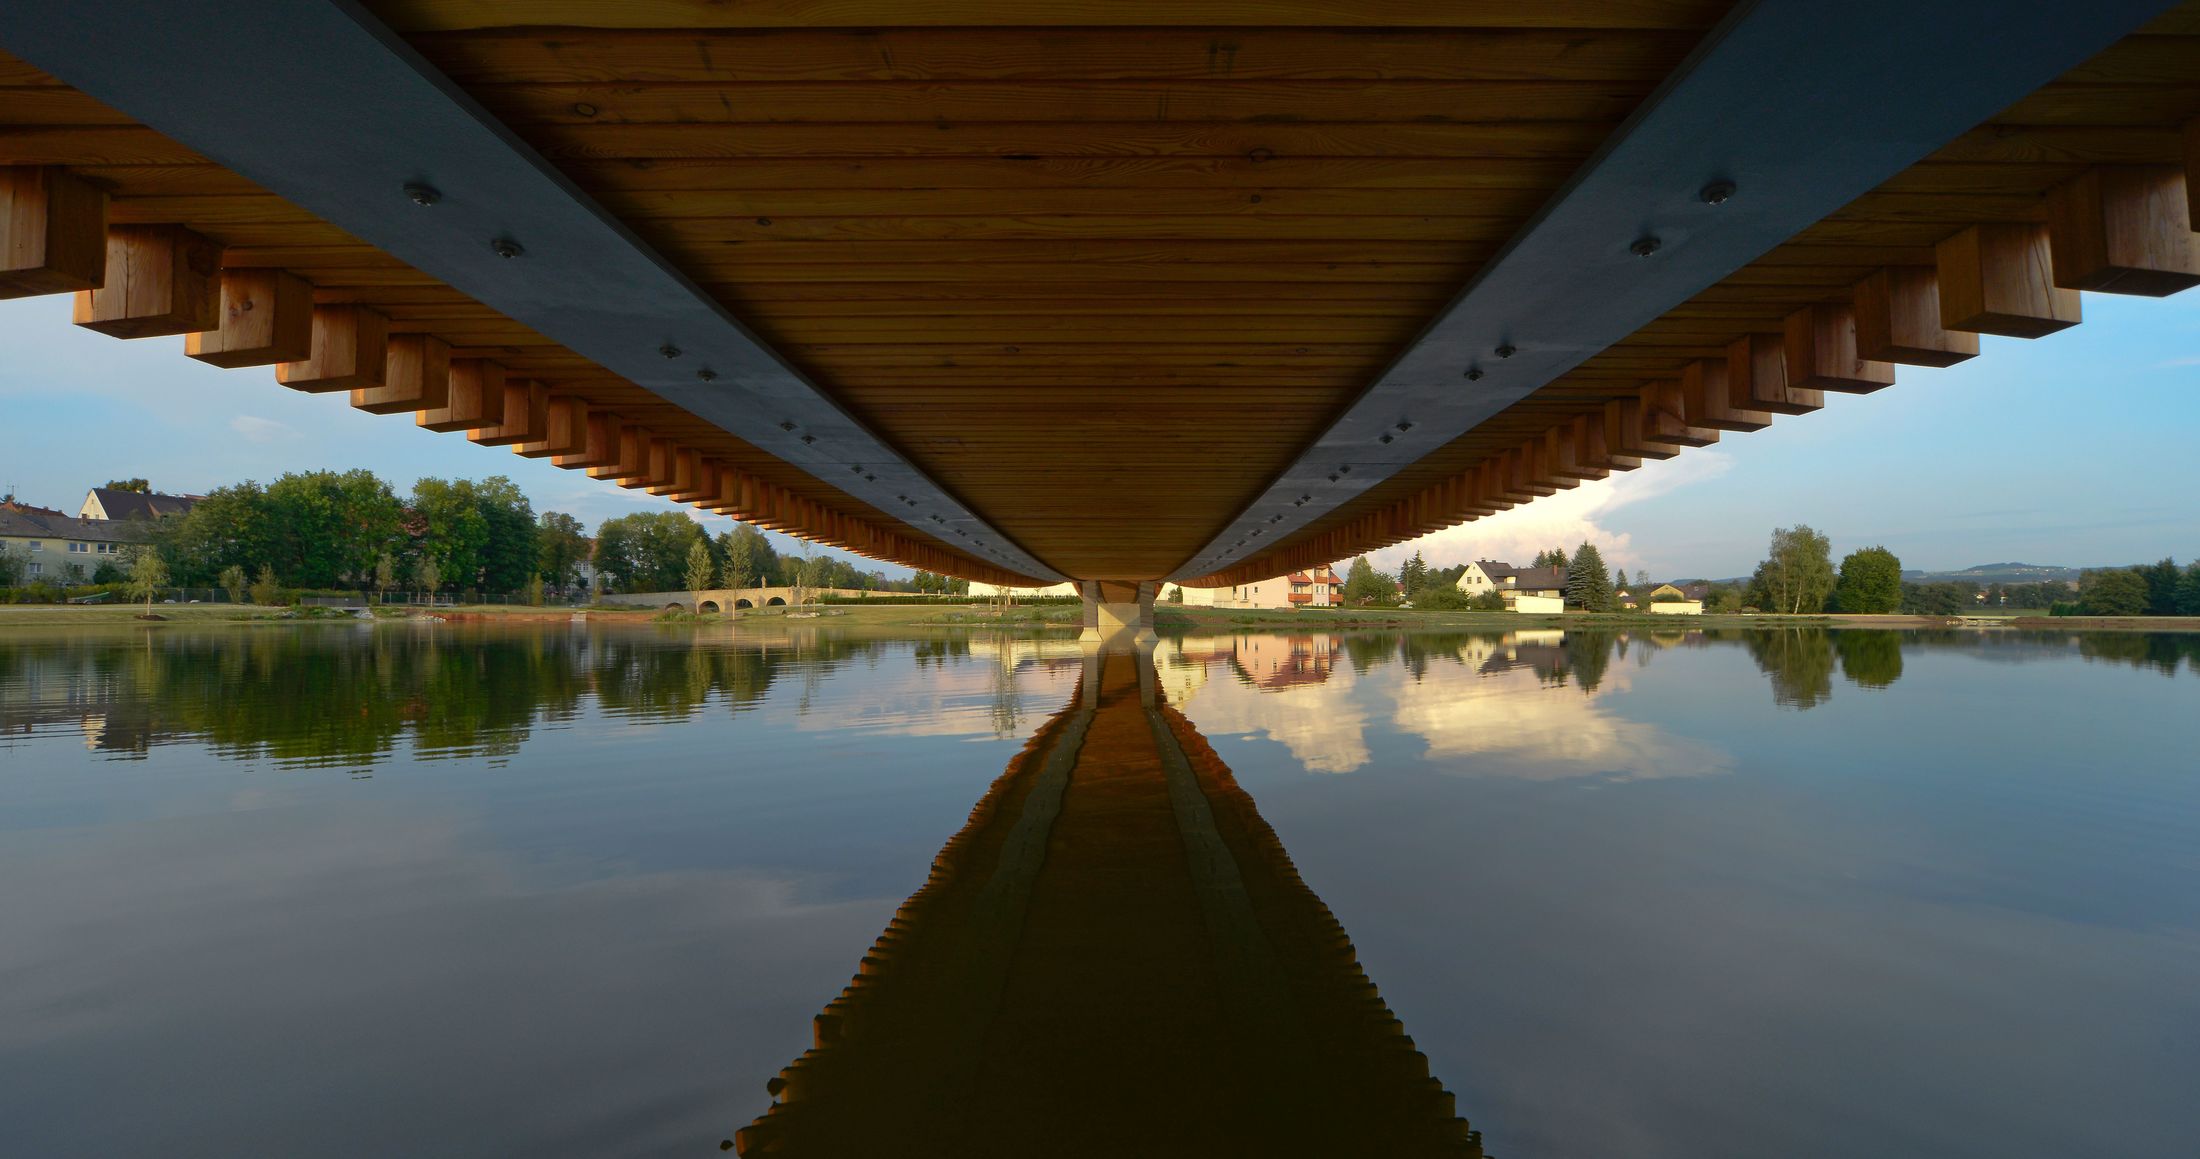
4, 1, 2197, 581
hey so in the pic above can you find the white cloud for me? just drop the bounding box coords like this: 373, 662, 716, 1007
227, 415, 297, 444
1367, 450, 1734, 574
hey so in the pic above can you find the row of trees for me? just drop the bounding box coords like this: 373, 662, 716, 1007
142, 469, 581, 597
2066, 558, 2200, 617
590, 511, 946, 597
78, 468, 939, 602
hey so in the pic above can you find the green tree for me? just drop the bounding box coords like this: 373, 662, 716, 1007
414, 555, 441, 600
264, 469, 402, 588
104, 478, 151, 493
1832, 545, 1903, 614
219, 563, 248, 605
1613, 566, 1628, 594
2078, 569, 2151, 616
1565, 542, 1615, 611
472, 476, 539, 594
717, 524, 773, 592
249, 563, 282, 607
126, 546, 169, 613
2138, 557, 2182, 616
153, 481, 276, 587
2177, 562, 2200, 616
1343, 556, 1393, 605
1634, 569, 1650, 589
536, 511, 589, 588
1748, 525, 1836, 614
594, 511, 704, 592
685, 538, 716, 612
1413, 584, 1472, 611
1398, 551, 1429, 595
1901, 582, 1978, 615
374, 553, 396, 605
411, 477, 490, 594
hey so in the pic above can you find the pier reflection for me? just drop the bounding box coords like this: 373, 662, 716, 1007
731, 642, 1485, 1158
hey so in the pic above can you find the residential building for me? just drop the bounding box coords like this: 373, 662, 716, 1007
79, 487, 201, 522
1177, 563, 1343, 610
0, 508, 151, 581
1455, 560, 1567, 612
1643, 582, 1704, 615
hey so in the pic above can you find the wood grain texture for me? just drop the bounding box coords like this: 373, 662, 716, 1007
8, 9, 2199, 583
1, 166, 106, 297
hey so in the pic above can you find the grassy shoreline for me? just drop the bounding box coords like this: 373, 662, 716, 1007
4, 602, 2195, 633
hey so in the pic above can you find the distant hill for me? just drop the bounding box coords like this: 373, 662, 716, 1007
1902, 562, 2087, 585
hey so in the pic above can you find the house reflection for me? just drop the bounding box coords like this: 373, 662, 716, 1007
730, 643, 1486, 1158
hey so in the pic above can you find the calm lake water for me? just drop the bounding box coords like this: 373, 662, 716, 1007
2, 622, 2196, 1158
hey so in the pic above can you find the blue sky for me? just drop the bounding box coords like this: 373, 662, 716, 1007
2, 290, 2195, 582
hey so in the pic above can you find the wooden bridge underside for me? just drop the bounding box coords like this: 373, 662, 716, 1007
3, 1, 2198, 584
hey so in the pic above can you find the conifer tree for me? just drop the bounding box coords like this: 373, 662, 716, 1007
1565, 542, 1615, 611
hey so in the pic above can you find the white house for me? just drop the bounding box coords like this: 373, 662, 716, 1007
1456, 560, 1567, 612
1174, 564, 1343, 610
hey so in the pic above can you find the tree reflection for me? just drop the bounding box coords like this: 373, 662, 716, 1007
1834, 630, 1905, 689
1739, 627, 1838, 709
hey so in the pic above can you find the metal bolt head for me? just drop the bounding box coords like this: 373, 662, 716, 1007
799, 434, 815, 444
1699, 180, 1736, 205
404, 182, 441, 207
1464, 368, 1484, 381
490, 237, 524, 259
1630, 235, 1662, 257
1495, 344, 1516, 359
696, 367, 718, 381
659, 343, 682, 359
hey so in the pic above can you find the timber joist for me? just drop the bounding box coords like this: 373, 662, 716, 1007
1193, 105, 2200, 589
6, 5, 2200, 588
0, 155, 1035, 585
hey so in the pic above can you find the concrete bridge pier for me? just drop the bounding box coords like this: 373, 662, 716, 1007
1078, 580, 1156, 646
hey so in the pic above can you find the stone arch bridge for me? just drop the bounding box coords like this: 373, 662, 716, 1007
598, 587, 874, 613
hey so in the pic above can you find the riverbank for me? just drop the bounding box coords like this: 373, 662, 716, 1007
5, 602, 2195, 633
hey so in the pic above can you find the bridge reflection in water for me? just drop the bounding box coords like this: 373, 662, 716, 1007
732, 643, 1483, 1158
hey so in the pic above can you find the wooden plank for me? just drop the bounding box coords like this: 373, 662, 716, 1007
419, 358, 505, 432
185, 268, 312, 367
473, 80, 1652, 127
1, 166, 106, 298
354, 332, 450, 414
1935, 223, 2081, 338
372, 2, 1732, 32
468, 378, 546, 446
2187, 117, 2200, 225
278, 304, 389, 392
2044, 165, 2200, 295
1605, 397, 1679, 460
1680, 357, 1770, 432
1716, 334, 1821, 415
553, 410, 623, 470
604, 185, 1548, 219
566, 155, 1586, 193
1850, 266, 1978, 367
1782, 303, 1894, 395
1640, 380, 1718, 447
71, 223, 219, 337
515, 396, 590, 459
414, 28, 1696, 84
524, 120, 1620, 161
